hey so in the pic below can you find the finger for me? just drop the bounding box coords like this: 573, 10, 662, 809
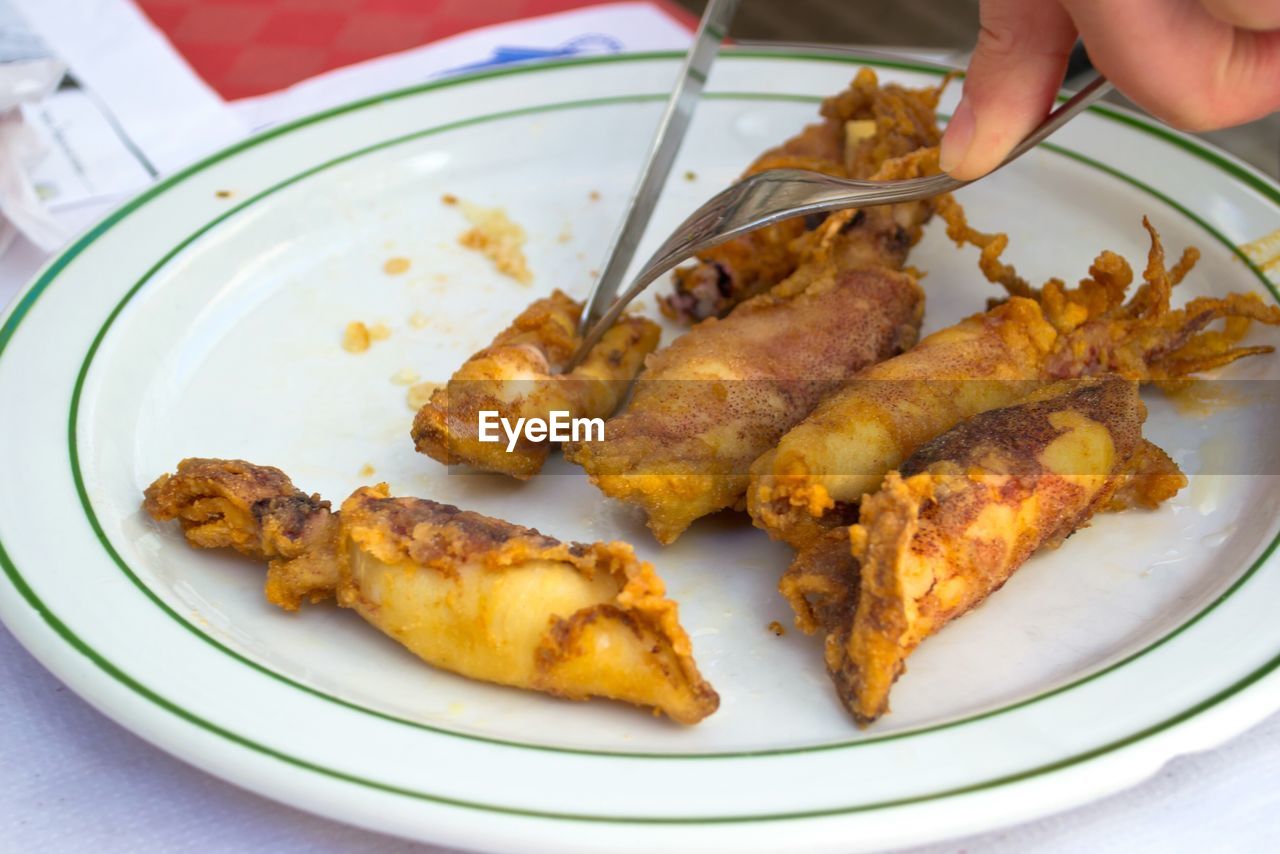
941, 0, 1077, 180
1065, 0, 1280, 130
1199, 0, 1280, 31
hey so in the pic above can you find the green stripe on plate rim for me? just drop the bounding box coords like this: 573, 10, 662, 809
58, 91, 1280, 760
0, 51, 1274, 820
2, 528, 1276, 826
3, 525, 1277, 825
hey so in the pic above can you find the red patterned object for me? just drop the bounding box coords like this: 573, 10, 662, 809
133, 0, 697, 100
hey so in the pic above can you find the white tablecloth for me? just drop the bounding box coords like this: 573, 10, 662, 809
2, 616, 1277, 852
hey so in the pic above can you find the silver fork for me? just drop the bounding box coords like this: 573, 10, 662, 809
568, 73, 1113, 366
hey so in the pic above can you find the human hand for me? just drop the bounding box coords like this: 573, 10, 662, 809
939, 0, 1280, 180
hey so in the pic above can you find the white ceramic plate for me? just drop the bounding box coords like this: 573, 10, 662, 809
2, 50, 1280, 852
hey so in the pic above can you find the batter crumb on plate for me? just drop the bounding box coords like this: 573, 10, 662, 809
409, 311, 429, 329
342, 321, 371, 353
457, 201, 533, 284
383, 257, 411, 275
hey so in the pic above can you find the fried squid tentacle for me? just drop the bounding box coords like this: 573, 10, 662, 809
661, 67, 948, 322
411, 289, 659, 479
566, 254, 924, 544
144, 458, 341, 610
780, 377, 1186, 725
144, 458, 718, 724
938, 205, 1279, 380
749, 220, 1280, 549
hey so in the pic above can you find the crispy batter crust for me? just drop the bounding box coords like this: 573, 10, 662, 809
567, 264, 924, 543
411, 289, 659, 478
341, 485, 717, 723
780, 377, 1185, 725
1107, 439, 1188, 510
780, 401, 1187, 642
143, 461, 717, 723
749, 296, 1053, 549
142, 458, 340, 609
749, 219, 1280, 548
662, 67, 949, 321
570, 136, 949, 544
778, 526, 857, 636
338, 485, 561, 568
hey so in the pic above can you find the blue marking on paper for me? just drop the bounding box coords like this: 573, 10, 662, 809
441, 34, 623, 76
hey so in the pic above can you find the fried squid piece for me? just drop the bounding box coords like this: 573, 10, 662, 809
144, 458, 718, 724
566, 236, 924, 544
411, 289, 659, 479
750, 297, 1052, 548
142, 458, 341, 610
780, 377, 1186, 724
661, 67, 948, 322
749, 218, 1280, 549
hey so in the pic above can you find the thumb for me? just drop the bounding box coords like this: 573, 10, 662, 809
941, 0, 1078, 180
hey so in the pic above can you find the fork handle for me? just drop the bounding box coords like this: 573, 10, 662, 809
998, 74, 1113, 171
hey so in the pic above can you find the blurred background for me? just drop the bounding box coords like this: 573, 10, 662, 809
678, 0, 981, 47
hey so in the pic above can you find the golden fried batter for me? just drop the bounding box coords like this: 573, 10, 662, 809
566, 256, 924, 544
566, 148, 955, 544
144, 458, 718, 724
411, 289, 659, 479
144, 458, 341, 610
750, 297, 1051, 548
661, 68, 949, 322
750, 219, 1280, 549
780, 377, 1186, 724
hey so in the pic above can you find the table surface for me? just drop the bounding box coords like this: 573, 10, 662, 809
3, 614, 1278, 852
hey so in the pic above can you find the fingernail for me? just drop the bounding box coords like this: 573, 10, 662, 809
940, 97, 974, 175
